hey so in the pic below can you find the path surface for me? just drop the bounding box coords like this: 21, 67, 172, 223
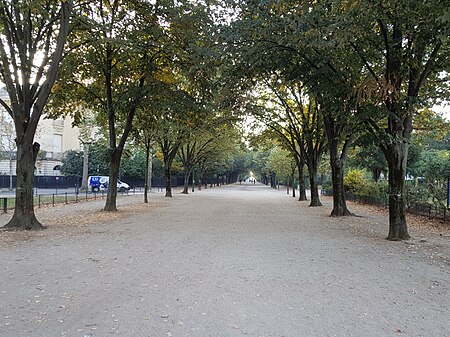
0, 183, 449, 337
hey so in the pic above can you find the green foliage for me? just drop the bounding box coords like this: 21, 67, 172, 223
415, 149, 450, 183
267, 146, 295, 183
151, 155, 164, 178
120, 149, 146, 179
88, 141, 110, 176
404, 185, 431, 207
405, 183, 448, 209
343, 169, 388, 199
61, 150, 83, 177
344, 169, 368, 193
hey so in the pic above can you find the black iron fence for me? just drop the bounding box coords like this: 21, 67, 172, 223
323, 190, 449, 222
1, 188, 138, 213
0, 175, 80, 189
1, 175, 187, 189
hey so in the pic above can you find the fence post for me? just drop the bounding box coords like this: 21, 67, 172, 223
38, 195, 41, 208
52, 194, 55, 206
65, 192, 68, 204
2, 198, 7, 213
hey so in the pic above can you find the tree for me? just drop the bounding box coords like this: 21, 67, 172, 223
155, 89, 196, 197
224, 0, 358, 210
0, 0, 71, 230
130, 104, 157, 203
61, 149, 83, 177
267, 146, 297, 191
88, 140, 110, 176
251, 78, 326, 206
150, 0, 222, 197
53, 0, 162, 211
341, 0, 450, 239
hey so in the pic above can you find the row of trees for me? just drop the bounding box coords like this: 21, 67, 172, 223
0, 0, 248, 230
0, 1, 448, 241
60, 131, 250, 193
223, 0, 449, 240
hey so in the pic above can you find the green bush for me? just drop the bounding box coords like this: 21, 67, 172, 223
360, 180, 388, 199
344, 169, 368, 193
405, 183, 448, 209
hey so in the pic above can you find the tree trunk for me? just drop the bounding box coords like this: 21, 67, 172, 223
147, 150, 153, 191
4, 142, 44, 230
144, 143, 150, 203
165, 165, 173, 197
308, 161, 322, 207
104, 150, 121, 211
81, 142, 89, 191
329, 142, 352, 216
297, 160, 307, 201
182, 168, 191, 194
291, 174, 296, 198
386, 142, 410, 240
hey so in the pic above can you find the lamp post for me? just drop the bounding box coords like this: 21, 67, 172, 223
78, 138, 91, 191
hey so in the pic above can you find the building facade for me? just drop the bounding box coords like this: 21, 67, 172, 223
0, 88, 82, 177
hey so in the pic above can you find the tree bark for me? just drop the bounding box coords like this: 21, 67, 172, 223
81, 142, 89, 191
296, 158, 307, 201
182, 167, 191, 194
291, 174, 296, 198
4, 142, 44, 230
329, 141, 352, 216
165, 165, 173, 197
308, 160, 322, 207
104, 150, 121, 211
386, 142, 410, 240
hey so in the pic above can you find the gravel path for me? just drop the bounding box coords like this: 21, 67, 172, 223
0, 183, 449, 337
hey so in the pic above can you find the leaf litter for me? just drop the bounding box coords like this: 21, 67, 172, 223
0, 195, 165, 247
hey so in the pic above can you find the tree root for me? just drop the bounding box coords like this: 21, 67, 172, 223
2, 215, 46, 231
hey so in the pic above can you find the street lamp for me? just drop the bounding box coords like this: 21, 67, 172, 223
78, 138, 91, 191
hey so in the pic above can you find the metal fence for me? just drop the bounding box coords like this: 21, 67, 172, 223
0, 175, 80, 189
0, 175, 184, 189
1, 188, 139, 213
323, 190, 450, 223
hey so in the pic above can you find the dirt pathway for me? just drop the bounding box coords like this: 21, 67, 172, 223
0, 184, 448, 337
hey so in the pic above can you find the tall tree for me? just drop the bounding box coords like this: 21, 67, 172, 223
340, 0, 450, 239
253, 78, 326, 206
0, 0, 71, 230
53, 0, 162, 211
224, 0, 358, 211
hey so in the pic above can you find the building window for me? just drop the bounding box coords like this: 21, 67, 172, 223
54, 134, 62, 153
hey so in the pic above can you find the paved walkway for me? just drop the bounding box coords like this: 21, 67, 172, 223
0, 183, 449, 337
